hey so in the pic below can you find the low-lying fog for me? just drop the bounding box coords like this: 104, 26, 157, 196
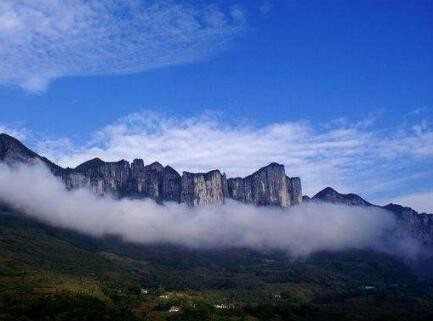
0, 162, 422, 259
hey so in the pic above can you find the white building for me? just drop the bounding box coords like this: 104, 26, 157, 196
168, 306, 181, 313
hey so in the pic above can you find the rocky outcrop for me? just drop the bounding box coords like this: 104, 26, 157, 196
302, 195, 311, 202
70, 158, 131, 196
0, 133, 37, 163
383, 204, 433, 243
312, 187, 433, 243
129, 160, 181, 202
0, 133, 63, 175
62, 158, 182, 202
181, 170, 228, 206
289, 177, 303, 205
63, 158, 302, 208
312, 187, 372, 206
227, 163, 301, 207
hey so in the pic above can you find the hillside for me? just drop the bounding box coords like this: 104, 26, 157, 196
2, 206, 433, 321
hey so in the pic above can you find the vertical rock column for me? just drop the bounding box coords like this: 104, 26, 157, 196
181, 170, 228, 206
130, 160, 181, 202
69, 158, 131, 196
227, 163, 291, 207
289, 177, 302, 205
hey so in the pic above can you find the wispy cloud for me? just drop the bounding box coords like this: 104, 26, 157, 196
260, 0, 272, 17
34, 112, 433, 204
0, 123, 27, 140
0, 0, 245, 92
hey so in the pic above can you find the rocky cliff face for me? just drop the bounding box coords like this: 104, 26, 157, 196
383, 204, 433, 243
63, 159, 301, 207
129, 160, 181, 202
63, 158, 182, 202
65, 160, 303, 207
181, 170, 228, 206
0, 134, 302, 207
0, 133, 63, 175
71, 158, 130, 195
289, 177, 303, 205
0, 133, 37, 163
227, 163, 302, 207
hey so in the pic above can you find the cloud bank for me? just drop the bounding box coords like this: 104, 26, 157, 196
0, 162, 420, 258
35, 112, 433, 203
0, 0, 244, 92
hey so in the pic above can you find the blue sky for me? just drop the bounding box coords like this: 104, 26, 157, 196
0, 0, 433, 211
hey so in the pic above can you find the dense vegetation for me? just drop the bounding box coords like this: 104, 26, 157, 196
1, 207, 433, 320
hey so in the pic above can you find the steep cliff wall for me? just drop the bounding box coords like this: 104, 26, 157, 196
382, 204, 433, 243
129, 160, 181, 202
0, 133, 302, 208
180, 170, 228, 206
68, 158, 131, 196
64, 158, 301, 207
63, 158, 182, 202
289, 177, 303, 205
227, 163, 302, 207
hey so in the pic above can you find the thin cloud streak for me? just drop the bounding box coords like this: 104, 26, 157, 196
0, 0, 245, 92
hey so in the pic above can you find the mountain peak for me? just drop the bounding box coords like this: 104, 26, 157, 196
75, 158, 105, 171
313, 187, 372, 207
0, 133, 38, 162
262, 162, 284, 170
0, 133, 14, 140
318, 186, 338, 194
146, 161, 164, 171
0, 133, 25, 148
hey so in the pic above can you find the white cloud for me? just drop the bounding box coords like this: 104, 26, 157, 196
0, 161, 421, 258
35, 112, 433, 205
0, 0, 245, 92
0, 123, 27, 140
260, 0, 272, 17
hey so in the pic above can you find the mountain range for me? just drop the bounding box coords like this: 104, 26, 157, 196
1, 132, 432, 242
0, 133, 302, 207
